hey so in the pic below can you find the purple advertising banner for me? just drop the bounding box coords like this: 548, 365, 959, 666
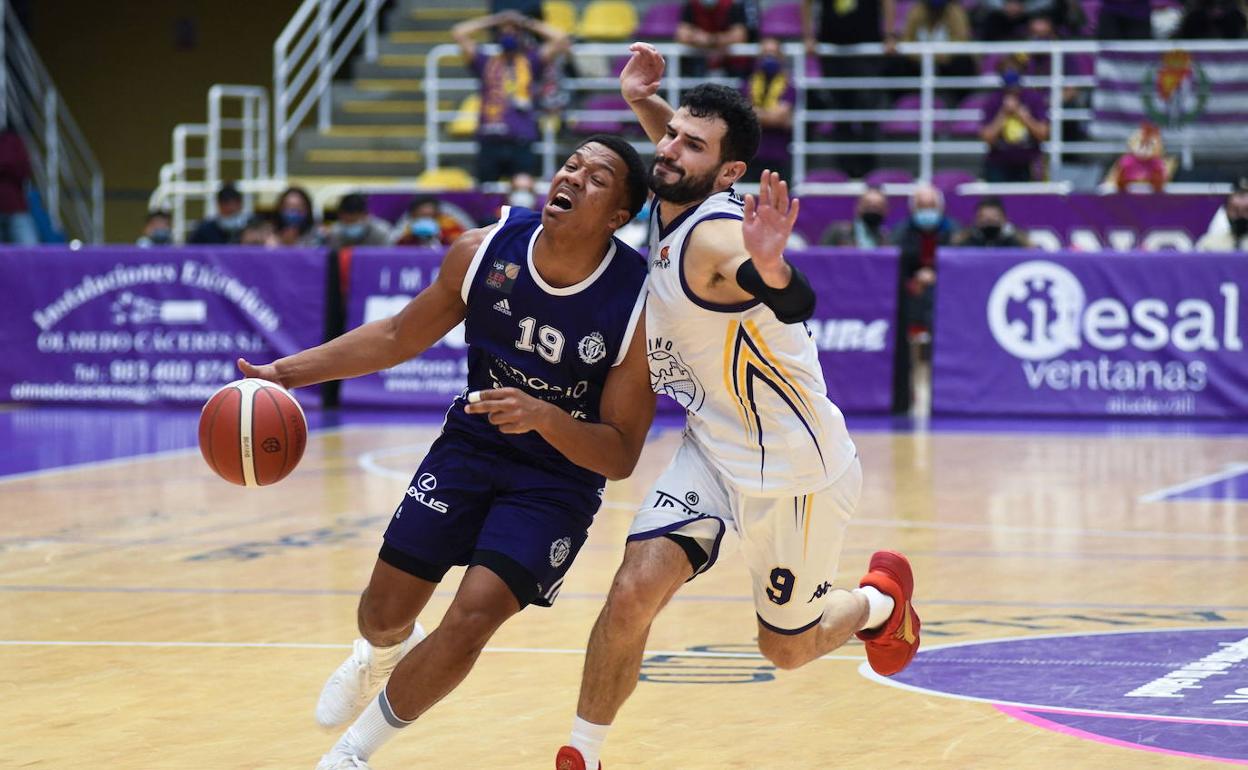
340, 247, 899, 414
932, 250, 1248, 417
0, 246, 328, 406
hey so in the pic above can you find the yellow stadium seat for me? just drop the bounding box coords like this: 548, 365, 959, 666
448, 93, 480, 138
577, 0, 637, 40
415, 167, 476, 190
542, 0, 578, 35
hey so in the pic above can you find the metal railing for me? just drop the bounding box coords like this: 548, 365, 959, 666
273, 0, 383, 179
423, 39, 1248, 186
149, 86, 274, 243
0, 1, 103, 242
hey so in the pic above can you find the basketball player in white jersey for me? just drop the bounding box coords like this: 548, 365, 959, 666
555, 44, 921, 770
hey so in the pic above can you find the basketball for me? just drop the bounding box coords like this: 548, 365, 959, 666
198, 378, 307, 486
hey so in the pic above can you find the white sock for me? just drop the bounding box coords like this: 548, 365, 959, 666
569, 716, 610, 769
335, 689, 411, 760
853, 586, 895, 631
370, 639, 405, 671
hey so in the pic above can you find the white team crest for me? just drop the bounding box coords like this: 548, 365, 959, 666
549, 536, 572, 567
577, 331, 606, 364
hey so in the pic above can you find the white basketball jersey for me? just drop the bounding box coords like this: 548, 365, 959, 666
645, 190, 857, 497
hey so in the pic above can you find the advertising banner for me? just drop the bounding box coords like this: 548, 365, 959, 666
0, 247, 328, 406
339, 247, 899, 414
932, 250, 1247, 417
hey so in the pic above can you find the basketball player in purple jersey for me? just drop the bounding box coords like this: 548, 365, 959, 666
239, 136, 653, 770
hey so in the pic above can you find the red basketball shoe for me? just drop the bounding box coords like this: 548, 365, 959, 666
556, 746, 601, 770
855, 550, 920, 676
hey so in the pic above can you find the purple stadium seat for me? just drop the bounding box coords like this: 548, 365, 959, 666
637, 2, 682, 38
761, 3, 803, 37
865, 168, 916, 186
949, 92, 993, 137
882, 93, 944, 136
894, 0, 915, 33
805, 168, 851, 183
571, 94, 631, 134
930, 169, 977, 191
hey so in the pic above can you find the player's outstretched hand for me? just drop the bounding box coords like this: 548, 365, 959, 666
463, 387, 554, 435
743, 169, 800, 277
620, 42, 665, 104
237, 358, 284, 386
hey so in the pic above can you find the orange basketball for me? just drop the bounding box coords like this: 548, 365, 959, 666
198, 378, 307, 486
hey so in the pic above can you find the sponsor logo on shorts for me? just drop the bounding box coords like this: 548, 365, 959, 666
406, 475, 448, 514
684, 491, 700, 506
549, 536, 572, 567
652, 490, 695, 515
807, 581, 833, 602
417, 473, 437, 491
577, 331, 606, 364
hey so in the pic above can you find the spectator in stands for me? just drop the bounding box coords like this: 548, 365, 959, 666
189, 182, 247, 245
891, 184, 956, 413
677, 0, 751, 77
325, 193, 392, 249
241, 214, 275, 246
1196, 189, 1248, 250
1174, 0, 1248, 38
980, 60, 1050, 182
898, 0, 976, 101
743, 37, 795, 181
392, 197, 466, 247
802, 0, 897, 179
819, 186, 892, 246
1097, 0, 1153, 38
506, 171, 539, 209
273, 186, 319, 247
955, 196, 1029, 247
0, 122, 36, 244
136, 211, 173, 247
977, 0, 1078, 39
491, 0, 543, 20
452, 10, 570, 183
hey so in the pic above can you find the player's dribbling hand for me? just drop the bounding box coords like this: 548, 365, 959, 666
463, 387, 553, 434
743, 169, 801, 284
620, 42, 665, 104
237, 358, 284, 386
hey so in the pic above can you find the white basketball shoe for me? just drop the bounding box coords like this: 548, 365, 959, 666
315, 748, 371, 769
315, 623, 425, 728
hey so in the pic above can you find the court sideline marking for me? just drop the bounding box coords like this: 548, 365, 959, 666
1138, 463, 1248, 503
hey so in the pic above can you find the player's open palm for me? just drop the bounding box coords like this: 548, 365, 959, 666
620, 42, 665, 104
743, 170, 800, 274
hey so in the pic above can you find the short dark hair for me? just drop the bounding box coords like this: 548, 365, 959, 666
576, 134, 648, 220
146, 210, 171, 224
679, 83, 760, 165
977, 195, 1006, 213
407, 195, 438, 215
217, 182, 242, 205
339, 193, 368, 215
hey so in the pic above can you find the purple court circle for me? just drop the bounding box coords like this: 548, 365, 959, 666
859, 626, 1248, 764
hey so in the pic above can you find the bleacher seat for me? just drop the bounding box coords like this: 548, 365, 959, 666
578, 0, 638, 40
542, 0, 578, 35
883, 93, 945, 136
865, 168, 915, 186
570, 94, 633, 134
949, 92, 992, 137
415, 167, 475, 190
637, 1, 682, 39
761, 3, 803, 37
930, 169, 977, 191
804, 168, 851, 183
448, 94, 481, 138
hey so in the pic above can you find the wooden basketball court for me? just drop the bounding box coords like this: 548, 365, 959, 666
2, 408, 1245, 768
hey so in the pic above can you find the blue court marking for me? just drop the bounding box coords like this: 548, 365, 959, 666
1140, 464, 1248, 503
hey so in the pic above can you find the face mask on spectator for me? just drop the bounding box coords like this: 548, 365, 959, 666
1002, 70, 1022, 90
700, 0, 720, 7
498, 34, 519, 53
508, 190, 537, 209
341, 222, 367, 241
1232, 217, 1248, 238
280, 210, 308, 230
635, 201, 652, 222
759, 57, 782, 78
219, 212, 248, 231
913, 208, 942, 230
860, 211, 884, 229
411, 217, 440, 239
148, 228, 172, 244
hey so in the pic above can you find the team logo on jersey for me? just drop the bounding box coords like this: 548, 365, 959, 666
651, 246, 671, 270
493, 298, 512, 316
578, 331, 607, 364
647, 337, 705, 411
486, 259, 520, 293
549, 536, 572, 567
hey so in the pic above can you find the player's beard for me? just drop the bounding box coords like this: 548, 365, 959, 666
649, 159, 718, 205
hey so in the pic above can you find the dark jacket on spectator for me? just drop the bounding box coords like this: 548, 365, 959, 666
0, 130, 31, 214
955, 223, 1028, 247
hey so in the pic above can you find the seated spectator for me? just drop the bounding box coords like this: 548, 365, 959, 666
1097, 0, 1153, 38
1174, 0, 1247, 37
977, 0, 1076, 39
1196, 189, 1248, 251
891, 184, 957, 413
743, 37, 794, 181
136, 210, 173, 247
325, 193, 392, 249
392, 197, 466, 246
241, 214, 275, 246
819, 187, 892, 247
505, 171, 539, 209
980, 61, 1049, 182
1103, 123, 1174, 193
452, 10, 570, 182
677, 0, 750, 77
0, 121, 36, 245
273, 186, 319, 247
189, 182, 247, 244
898, 0, 976, 99
955, 196, 1029, 247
